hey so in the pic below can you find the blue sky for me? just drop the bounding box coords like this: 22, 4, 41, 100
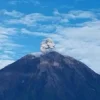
0, 0, 100, 73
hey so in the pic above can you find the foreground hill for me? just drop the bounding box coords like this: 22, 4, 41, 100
0, 51, 100, 100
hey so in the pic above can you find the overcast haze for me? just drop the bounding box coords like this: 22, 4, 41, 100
0, 0, 100, 73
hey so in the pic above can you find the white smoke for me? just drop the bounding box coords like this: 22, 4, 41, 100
40, 38, 55, 53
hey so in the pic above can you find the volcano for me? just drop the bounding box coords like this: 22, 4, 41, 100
0, 51, 100, 100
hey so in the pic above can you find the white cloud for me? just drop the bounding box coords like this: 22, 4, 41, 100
51, 20, 100, 73
0, 26, 17, 35
21, 28, 49, 37
9, 0, 41, 6
0, 60, 14, 69
54, 10, 97, 21
0, 9, 100, 74
7, 13, 60, 27
0, 9, 24, 18
0, 26, 19, 49
18, 14, 100, 73
5, 9, 99, 28
67, 10, 96, 19
0, 26, 22, 69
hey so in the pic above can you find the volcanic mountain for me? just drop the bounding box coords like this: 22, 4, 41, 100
0, 51, 100, 100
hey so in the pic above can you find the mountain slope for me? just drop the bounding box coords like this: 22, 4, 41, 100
0, 51, 100, 100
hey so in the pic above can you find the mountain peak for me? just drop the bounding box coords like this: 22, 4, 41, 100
23, 51, 61, 60
28, 52, 43, 58
0, 51, 100, 100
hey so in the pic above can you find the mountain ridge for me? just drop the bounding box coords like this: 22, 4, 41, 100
0, 51, 100, 100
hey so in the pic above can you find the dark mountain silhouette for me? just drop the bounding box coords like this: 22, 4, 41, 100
0, 51, 100, 100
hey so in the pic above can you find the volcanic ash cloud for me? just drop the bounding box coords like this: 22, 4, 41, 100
40, 38, 55, 53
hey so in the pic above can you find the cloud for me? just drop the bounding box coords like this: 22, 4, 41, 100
0, 60, 14, 69
0, 26, 20, 53
9, 0, 40, 6
0, 26, 17, 35
21, 28, 49, 37
54, 9, 96, 19
0, 26, 22, 69
16, 10, 100, 73
0, 9, 100, 74
51, 20, 100, 73
40, 38, 55, 53
0, 9, 24, 18
5, 9, 99, 28
6, 13, 59, 26
67, 10, 96, 19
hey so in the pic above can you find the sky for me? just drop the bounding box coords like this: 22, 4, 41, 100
0, 0, 100, 73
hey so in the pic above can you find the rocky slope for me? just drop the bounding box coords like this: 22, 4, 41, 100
0, 51, 100, 100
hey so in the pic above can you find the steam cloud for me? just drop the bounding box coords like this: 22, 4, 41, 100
40, 38, 55, 53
